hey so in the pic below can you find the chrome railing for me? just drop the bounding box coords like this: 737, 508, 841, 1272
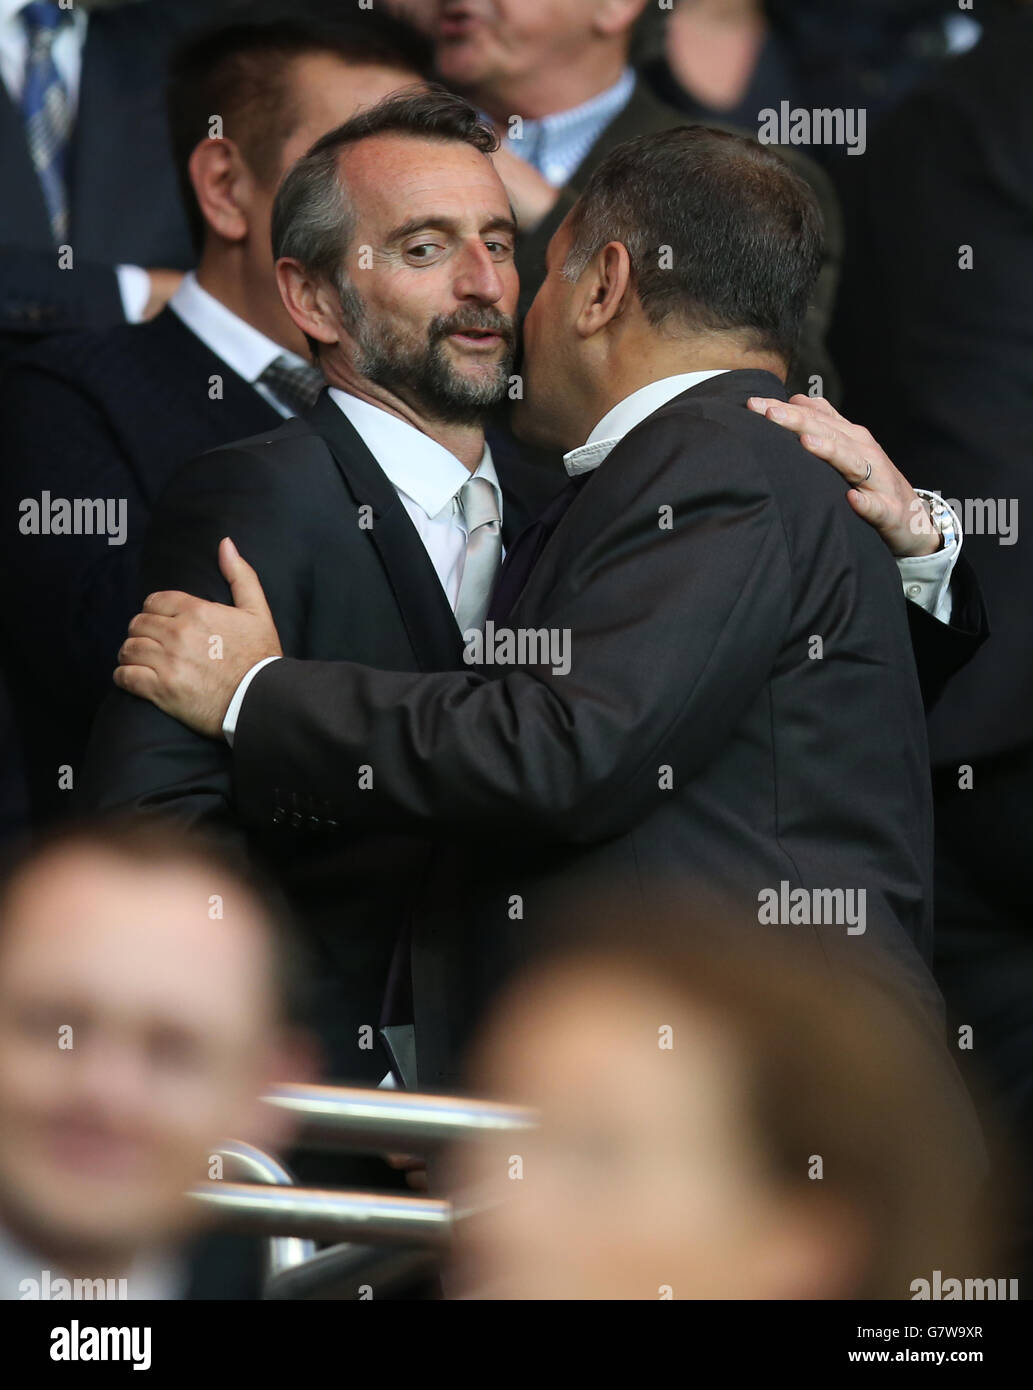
260, 1081, 537, 1153
188, 1182, 453, 1247
212, 1140, 317, 1278
196, 1085, 537, 1295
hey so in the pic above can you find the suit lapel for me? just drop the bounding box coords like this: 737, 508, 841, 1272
306, 392, 465, 671
155, 309, 282, 435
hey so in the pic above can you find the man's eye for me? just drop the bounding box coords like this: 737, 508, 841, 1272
485, 241, 513, 258
406, 243, 441, 261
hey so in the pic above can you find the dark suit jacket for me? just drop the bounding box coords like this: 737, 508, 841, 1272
0, 308, 282, 826
78, 392, 540, 1083
831, 10, 1033, 768
229, 370, 947, 1086
0, 2, 195, 356
513, 78, 844, 401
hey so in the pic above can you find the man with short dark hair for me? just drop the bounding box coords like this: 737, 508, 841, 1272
113, 120, 958, 1091
0, 9, 429, 829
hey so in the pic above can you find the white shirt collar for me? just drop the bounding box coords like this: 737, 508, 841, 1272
168, 272, 308, 388
563, 370, 730, 476
328, 388, 501, 523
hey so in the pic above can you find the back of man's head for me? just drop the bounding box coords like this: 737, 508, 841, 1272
167, 4, 434, 252
563, 125, 825, 368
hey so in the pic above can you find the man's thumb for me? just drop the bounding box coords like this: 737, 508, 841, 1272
219, 537, 270, 614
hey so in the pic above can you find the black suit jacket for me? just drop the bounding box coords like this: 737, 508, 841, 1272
0, 2, 195, 355
0, 308, 282, 826
229, 371, 947, 1086
513, 78, 844, 401
79, 392, 536, 1083
831, 11, 1033, 768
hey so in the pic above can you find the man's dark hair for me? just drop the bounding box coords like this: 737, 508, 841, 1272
271, 86, 499, 353
167, 4, 434, 252
562, 125, 825, 366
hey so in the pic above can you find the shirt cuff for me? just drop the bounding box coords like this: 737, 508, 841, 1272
223, 656, 281, 746
115, 265, 152, 323
896, 490, 964, 625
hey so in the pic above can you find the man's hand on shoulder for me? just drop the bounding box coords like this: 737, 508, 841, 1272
114, 538, 283, 738
747, 394, 941, 558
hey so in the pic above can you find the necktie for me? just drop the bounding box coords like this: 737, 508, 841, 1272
257, 355, 325, 416
20, 1, 73, 244
454, 475, 503, 634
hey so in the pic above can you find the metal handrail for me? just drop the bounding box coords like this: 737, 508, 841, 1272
262, 1241, 440, 1300
188, 1181, 454, 1247
213, 1140, 317, 1278
262, 1082, 537, 1153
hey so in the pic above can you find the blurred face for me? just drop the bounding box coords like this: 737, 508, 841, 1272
436, 1, 600, 92
249, 54, 422, 275
326, 135, 519, 423
0, 853, 280, 1270
452, 965, 827, 1300
512, 215, 585, 448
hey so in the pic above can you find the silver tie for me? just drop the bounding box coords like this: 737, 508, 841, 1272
454, 476, 502, 633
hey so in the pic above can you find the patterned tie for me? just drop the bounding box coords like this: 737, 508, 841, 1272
455, 475, 503, 634
20, 1, 73, 244
257, 355, 325, 416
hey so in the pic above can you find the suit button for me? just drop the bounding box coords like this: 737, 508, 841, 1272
326, 819, 339, 831
289, 811, 303, 829
272, 807, 284, 826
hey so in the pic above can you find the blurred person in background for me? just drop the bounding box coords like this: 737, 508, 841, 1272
0, 6, 431, 833
640, 1, 995, 159
451, 896, 997, 1300
0, 0, 204, 359
0, 818, 307, 1300
384, 0, 436, 33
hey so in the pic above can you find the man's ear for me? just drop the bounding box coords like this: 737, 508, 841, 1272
574, 241, 634, 339
188, 138, 252, 245
275, 259, 342, 353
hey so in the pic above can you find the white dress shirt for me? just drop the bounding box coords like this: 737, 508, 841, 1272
222, 390, 503, 743
0, 0, 151, 321
563, 371, 962, 624
168, 271, 313, 419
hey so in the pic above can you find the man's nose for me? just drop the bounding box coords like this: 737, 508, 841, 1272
74, 1034, 152, 1114
453, 240, 506, 303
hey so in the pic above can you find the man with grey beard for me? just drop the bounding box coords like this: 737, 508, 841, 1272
81, 89, 523, 1087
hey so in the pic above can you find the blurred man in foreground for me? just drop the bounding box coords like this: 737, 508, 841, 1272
0, 820, 304, 1300
451, 898, 998, 1300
